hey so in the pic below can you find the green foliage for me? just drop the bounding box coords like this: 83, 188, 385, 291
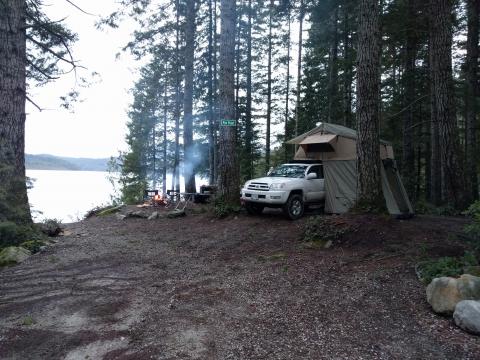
20, 240, 46, 254
303, 216, 353, 244
0, 221, 41, 249
213, 197, 241, 219
417, 251, 479, 284
38, 218, 63, 237
464, 201, 480, 241
415, 200, 461, 216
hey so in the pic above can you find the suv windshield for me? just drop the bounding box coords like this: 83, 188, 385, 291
268, 164, 307, 178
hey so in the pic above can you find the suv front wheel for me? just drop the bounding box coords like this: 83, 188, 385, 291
283, 194, 304, 220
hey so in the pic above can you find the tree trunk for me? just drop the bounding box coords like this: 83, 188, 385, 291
208, 0, 216, 185
402, 0, 417, 200
327, 5, 339, 123
173, 0, 181, 194
183, 0, 196, 193
266, 0, 273, 172
218, 0, 239, 205
213, 0, 219, 184
245, 0, 254, 179
342, 1, 353, 128
162, 71, 168, 196
429, 0, 469, 209
284, 3, 291, 162
0, 0, 31, 224
465, 0, 479, 200
294, 0, 304, 151
356, 0, 384, 208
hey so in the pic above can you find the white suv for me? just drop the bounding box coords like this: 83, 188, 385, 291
240, 163, 325, 220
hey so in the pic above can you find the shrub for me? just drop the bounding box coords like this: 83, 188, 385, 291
416, 251, 479, 284
20, 240, 46, 254
0, 221, 40, 248
38, 218, 63, 237
303, 216, 353, 244
213, 197, 241, 219
464, 200, 480, 242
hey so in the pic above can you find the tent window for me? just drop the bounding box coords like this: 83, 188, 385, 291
308, 165, 324, 179
306, 143, 334, 153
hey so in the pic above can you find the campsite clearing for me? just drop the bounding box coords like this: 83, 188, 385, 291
0, 207, 479, 359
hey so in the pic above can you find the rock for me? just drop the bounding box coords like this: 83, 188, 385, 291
116, 213, 127, 221
454, 300, 480, 335
148, 212, 160, 220
0, 247, 31, 266
426, 274, 480, 314
129, 211, 149, 219
166, 210, 186, 219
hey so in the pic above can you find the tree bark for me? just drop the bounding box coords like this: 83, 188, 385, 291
402, 0, 417, 200
356, 0, 384, 208
162, 70, 168, 196
284, 3, 291, 163
465, 0, 479, 200
245, 0, 254, 179
294, 0, 304, 152
218, 0, 239, 205
342, 0, 353, 128
0, 0, 31, 224
173, 0, 181, 194
429, 0, 470, 209
183, 0, 196, 193
266, 0, 273, 172
208, 0, 216, 185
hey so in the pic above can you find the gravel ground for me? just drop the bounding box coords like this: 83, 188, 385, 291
0, 207, 479, 359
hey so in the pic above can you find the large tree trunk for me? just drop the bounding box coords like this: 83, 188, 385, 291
217, 0, 239, 205
245, 0, 254, 179
355, 0, 383, 208
0, 0, 31, 224
183, 0, 196, 193
429, 0, 470, 209
162, 72, 168, 196
266, 0, 273, 172
173, 0, 181, 194
402, 0, 417, 200
294, 0, 304, 152
465, 0, 479, 200
284, 3, 291, 163
342, 0, 353, 128
208, 0, 216, 185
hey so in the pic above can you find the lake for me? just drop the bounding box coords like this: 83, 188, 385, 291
27, 170, 115, 222
26, 170, 209, 222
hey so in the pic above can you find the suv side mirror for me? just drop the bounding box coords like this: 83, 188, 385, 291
306, 172, 317, 180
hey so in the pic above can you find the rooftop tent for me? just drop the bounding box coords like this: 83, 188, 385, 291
286, 123, 414, 217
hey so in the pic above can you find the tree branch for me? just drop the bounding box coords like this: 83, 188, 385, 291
26, 95, 43, 111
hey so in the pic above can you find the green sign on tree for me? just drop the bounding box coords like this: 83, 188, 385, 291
220, 119, 236, 126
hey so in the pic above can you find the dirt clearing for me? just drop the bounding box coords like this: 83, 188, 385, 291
0, 207, 479, 359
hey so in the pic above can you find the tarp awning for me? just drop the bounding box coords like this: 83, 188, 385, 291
299, 133, 337, 145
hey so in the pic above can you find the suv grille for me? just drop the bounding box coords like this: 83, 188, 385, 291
247, 182, 269, 191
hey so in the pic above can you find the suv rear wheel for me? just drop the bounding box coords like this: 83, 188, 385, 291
245, 202, 265, 215
283, 194, 304, 220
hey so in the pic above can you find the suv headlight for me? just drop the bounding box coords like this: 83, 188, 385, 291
243, 181, 251, 189
270, 183, 285, 190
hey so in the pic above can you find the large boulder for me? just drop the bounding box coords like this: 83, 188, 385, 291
0, 246, 31, 266
453, 300, 480, 335
426, 274, 480, 314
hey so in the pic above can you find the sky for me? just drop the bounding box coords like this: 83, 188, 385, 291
25, 1, 137, 159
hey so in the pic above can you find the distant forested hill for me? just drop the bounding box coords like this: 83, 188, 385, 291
25, 154, 110, 171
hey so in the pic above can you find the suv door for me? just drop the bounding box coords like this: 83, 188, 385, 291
305, 165, 325, 202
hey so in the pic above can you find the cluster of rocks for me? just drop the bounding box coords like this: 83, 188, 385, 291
427, 274, 480, 335
116, 209, 186, 221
